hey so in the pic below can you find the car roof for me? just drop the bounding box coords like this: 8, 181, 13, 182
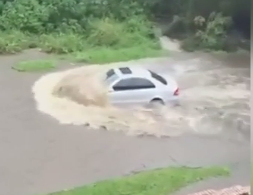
106, 66, 177, 87
113, 67, 151, 78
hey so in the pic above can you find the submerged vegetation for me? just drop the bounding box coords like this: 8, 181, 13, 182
12, 59, 56, 72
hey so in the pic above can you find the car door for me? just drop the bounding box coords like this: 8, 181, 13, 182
109, 77, 156, 106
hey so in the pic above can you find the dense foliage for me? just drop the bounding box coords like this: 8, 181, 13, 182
0, 0, 250, 55
0, 0, 162, 62
0, 0, 153, 33
155, 0, 250, 51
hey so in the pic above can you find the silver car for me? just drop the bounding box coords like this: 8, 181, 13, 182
105, 67, 179, 107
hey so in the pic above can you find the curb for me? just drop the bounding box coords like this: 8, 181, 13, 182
187, 186, 250, 195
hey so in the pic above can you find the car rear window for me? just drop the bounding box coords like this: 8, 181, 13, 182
106, 69, 115, 79
148, 70, 167, 85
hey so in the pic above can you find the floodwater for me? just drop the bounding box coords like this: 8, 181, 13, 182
32, 43, 250, 139
145, 51, 250, 139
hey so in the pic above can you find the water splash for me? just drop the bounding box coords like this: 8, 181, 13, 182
32, 53, 250, 138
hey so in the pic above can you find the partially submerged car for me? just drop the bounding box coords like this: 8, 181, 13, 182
105, 67, 179, 107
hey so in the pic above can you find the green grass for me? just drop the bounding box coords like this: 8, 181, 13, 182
0, 32, 163, 66
66, 45, 164, 64
47, 166, 229, 195
12, 59, 56, 72
0, 18, 165, 67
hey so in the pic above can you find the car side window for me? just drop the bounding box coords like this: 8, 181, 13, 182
113, 78, 155, 91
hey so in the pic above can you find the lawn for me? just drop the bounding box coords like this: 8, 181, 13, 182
47, 166, 229, 195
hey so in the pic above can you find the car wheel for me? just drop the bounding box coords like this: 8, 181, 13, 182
149, 99, 164, 109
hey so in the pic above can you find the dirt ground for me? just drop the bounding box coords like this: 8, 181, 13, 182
0, 49, 250, 195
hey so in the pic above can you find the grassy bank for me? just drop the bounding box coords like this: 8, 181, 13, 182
46, 166, 229, 195
0, 18, 164, 71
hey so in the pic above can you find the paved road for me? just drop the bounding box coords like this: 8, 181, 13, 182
0, 50, 250, 195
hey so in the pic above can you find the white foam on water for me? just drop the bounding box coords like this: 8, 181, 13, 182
32, 65, 171, 137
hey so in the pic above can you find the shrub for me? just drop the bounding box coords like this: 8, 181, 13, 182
181, 12, 232, 51
0, 0, 163, 63
0, 0, 49, 33
86, 17, 158, 48
0, 31, 34, 53
0, 0, 150, 33
39, 33, 87, 54
194, 12, 232, 50
86, 18, 126, 47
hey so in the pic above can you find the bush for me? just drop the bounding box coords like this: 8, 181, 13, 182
0, 0, 150, 33
0, 0, 49, 33
0, 31, 35, 53
39, 33, 87, 54
86, 17, 159, 48
86, 18, 126, 47
0, 0, 163, 65
0, 18, 162, 65
194, 13, 232, 50
181, 12, 232, 51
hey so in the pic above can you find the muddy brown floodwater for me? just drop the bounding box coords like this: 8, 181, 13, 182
145, 51, 250, 139
157, 51, 250, 138
0, 48, 250, 195
33, 49, 250, 139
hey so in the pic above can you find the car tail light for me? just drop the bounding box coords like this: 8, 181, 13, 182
173, 88, 179, 96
